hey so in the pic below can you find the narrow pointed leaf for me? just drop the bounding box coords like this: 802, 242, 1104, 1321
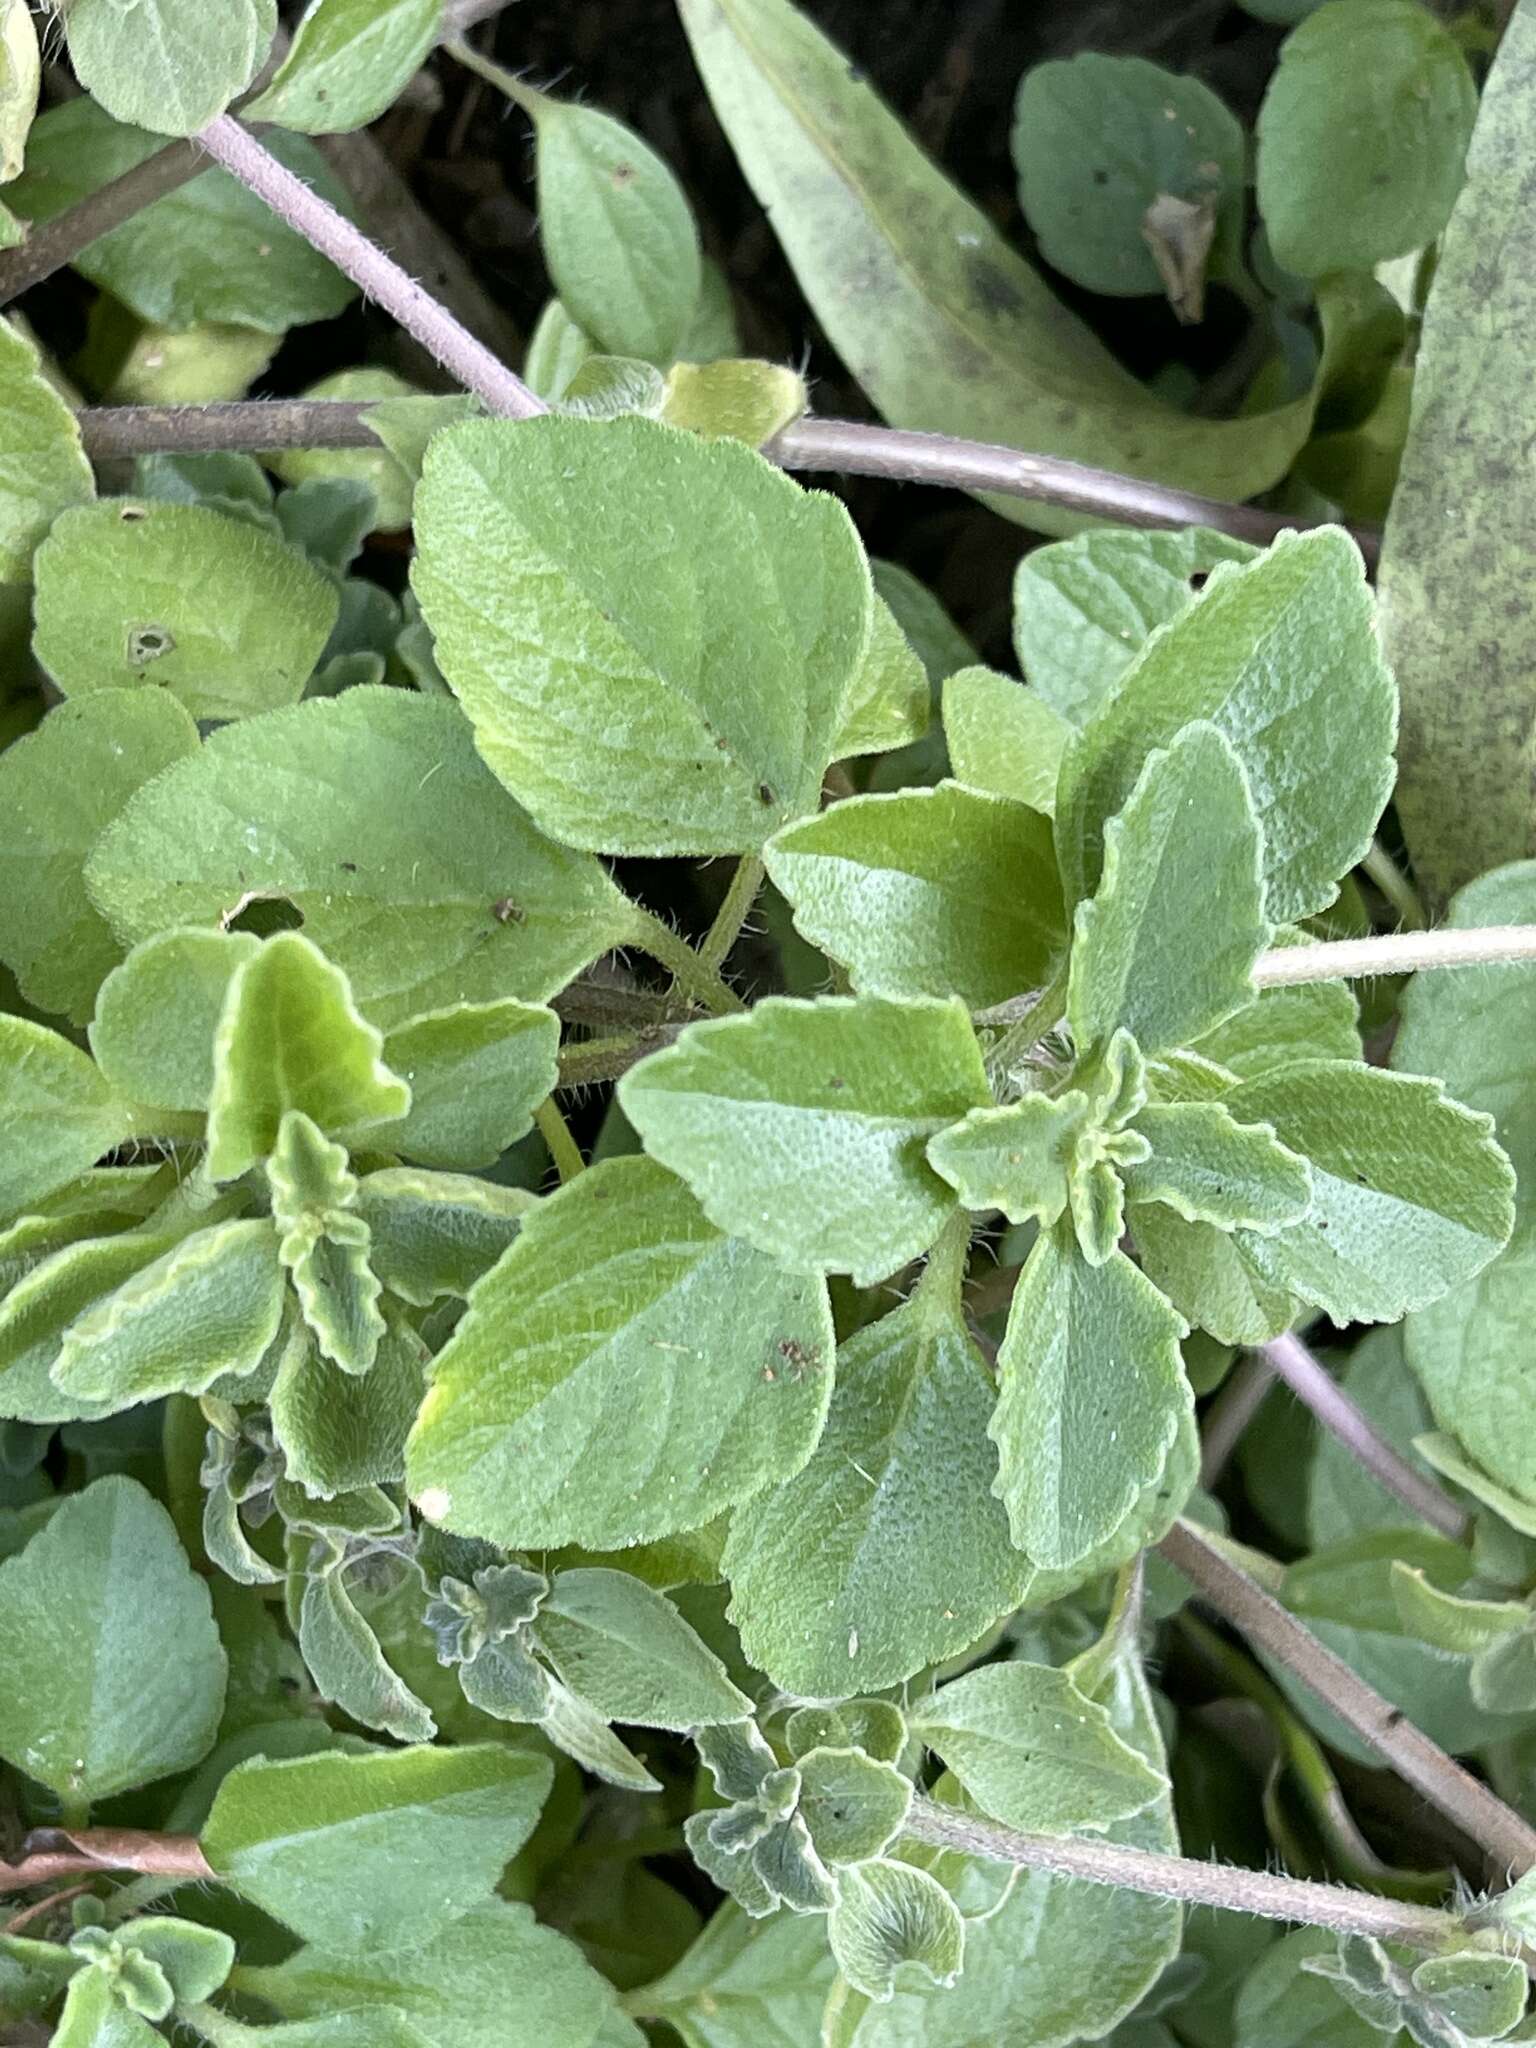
991, 1223, 1189, 1568
534, 1569, 751, 1728
298, 1560, 436, 1744
620, 995, 987, 1283
764, 782, 1064, 1006
540, 1675, 661, 1793
407, 1155, 834, 1549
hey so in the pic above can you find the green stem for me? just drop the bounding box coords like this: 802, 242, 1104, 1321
534, 1098, 585, 1184
697, 855, 765, 978
629, 910, 745, 1016
914, 1211, 973, 1324
1362, 841, 1428, 932
446, 36, 545, 117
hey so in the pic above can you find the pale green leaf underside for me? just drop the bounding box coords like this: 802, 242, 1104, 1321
0, 315, 95, 586
829, 1860, 964, 2003
535, 1568, 751, 1727
412, 413, 870, 855
85, 689, 636, 1028
0, 1017, 132, 1224
926, 1092, 1084, 1229
247, 0, 442, 134
1125, 1100, 1312, 1234
620, 994, 988, 1284
942, 665, 1071, 817
62, 0, 272, 137
407, 1154, 834, 1549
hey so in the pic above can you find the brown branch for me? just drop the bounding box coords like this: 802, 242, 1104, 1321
0, 1828, 212, 1896
0, 140, 205, 309
1158, 1520, 1536, 1880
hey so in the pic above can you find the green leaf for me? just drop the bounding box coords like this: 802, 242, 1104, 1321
407, 1154, 834, 1549
86, 690, 637, 1027
51, 1219, 287, 1408
911, 1659, 1165, 1835
271, 1314, 426, 1497
0, 0, 38, 183
1124, 1101, 1312, 1234
90, 929, 257, 1113
991, 1221, 1189, 1568
1012, 529, 1258, 729
663, 358, 808, 448
723, 1288, 1032, 1695
534, 1569, 750, 1727
675, 0, 1372, 523
942, 666, 1072, 817
0, 1018, 132, 1224
274, 371, 421, 533
298, 1556, 436, 1744
1257, 0, 1476, 280
414, 414, 871, 855
205, 933, 410, 1182
1013, 56, 1244, 308
1133, 1206, 1301, 1347
525, 298, 598, 401
352, 1169, 532, 1306
203, 1742, 550, 1953
633, 1904, 836, 2048
61, 0, 273, 136
1396, 863, 1536, 1495
539, 1674, 661, 1793
927, 1091, 1088, 1230
84, 1918, 234, 2009
0, 1475, 224, 1800
379, 1001, 560, 1170
1068, 723, 1268, 1060
1187, 973, 1360, 1082
1309, 1330, 1436, 1548
1409, 1952, 1527, 2044
1389, 1562, 1526, 1659
0, 315, 94, 585
53, 1966, 161, 2048
1377, 15, 1536, 904
795, 1747, 911, 1866
34, 500, 338, 721
270, 1115, 386, 1376
829, 1860, 964, 2003
829, 590, 930, 762
1221, 1063, 1516, 1328
0, 695, 199, 1025
9, 102, 357, 334
0, 1232, 175, 1426
620, 995, 986, 1283
1057, 530, 1394, 924
764, 782, 1063, 1007
240, 1899, 634, 2048
247, 0, 442, 133
517, 84, 701, 363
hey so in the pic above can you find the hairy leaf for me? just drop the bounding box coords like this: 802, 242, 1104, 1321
271, 1315, 426, 1498
0, 1019, 132, 1223
634, 1902, 835, 2048
942, 666, 1071, 816
0, 315, 94, 585
1124, 1101, 1312, 1234
247, 0, 442, 133
379, 1000, 559, 1170
61, 0, 274, 136
534, 1569, 751, 1727
352, 1169, 532, 1306
829, 1860, 964, 2003
927, 1092, 1087, 1230
407, 1155, 834, 1548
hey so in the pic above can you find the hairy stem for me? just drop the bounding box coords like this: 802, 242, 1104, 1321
557, 1025, 683, 1089
903, 1798, 1463, 1948
1254, 926, 1536, 986
1362, 842, 1428, 933
697, 856, 765, 978
1262, 1331, 1469, 1542
629, 911, 745, 1016
195, 118, 544, 418
1158, 1519, 1536, 1878
534, 1098, 585, 1183
1198, 1350, 1275, 1487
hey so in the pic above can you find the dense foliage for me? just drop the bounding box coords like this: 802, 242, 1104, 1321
4, 1, 1536, 2044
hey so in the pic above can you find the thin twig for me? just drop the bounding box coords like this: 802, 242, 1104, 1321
1157, 1520, 1536, 1879
196, 118, 544, 418
903, 1799, 1463, 1948
1198, 1350, 1275, 1487
1263, 1331, 1469, 1542
0, 140, 205, 308
1254, 927, 1536, 986
0, 1829, 211, 1896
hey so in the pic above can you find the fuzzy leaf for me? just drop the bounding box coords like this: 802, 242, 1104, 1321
412, 415, 871, 855
828, 1860, 963, 2003
298, 1558, 436, 1745
522, 88, 701, 363
247, 0, 441, 133
620, 995, 987, 1283
352, 1169, 533, 1306
203, 1743, 551, 1953
634, 1904, 836, 2048
724, 1288, 1029, 1696
34, 500, 338, 721
911, 1660, 1165, 1835
1223, 1063, 1516, 1328
53, 1967, 162, 2048
664, 357, 809, 447
1012, 528, 1257, 727
1124, 1101, 1312, 1234
540, 1675, 661, 1793
991, 1221, 1190, 1568
1134, 1206, 1301, 1348
1189, 975, 1360, 1081
90, 930, 258, 1114
0, 1232, 175, 1426
1013, 55, 1244, 306
0, 315, 94, 585
86, 690, 637, 1027
926, 1092, 1087, 1230
271, 1316, 425, 1499
829, 591, 931, 762
407, 1154, 834, 1549
271, 1115, 386, 1377
60, 0, 273, 136
795, 1748, 911, 1866
1057, 530, 1394, 923
534, 1569, 751, 1728
0, 1475, 225, 1800
379, 1001, 560, 1170
942, 666, 1071, 816
1257, 0, 1476, 279
765, 782, 1063, 1006
205, 933, 410, 1181
0, 0, 37, 184
1068, 723, 1268, 1061
0, 1019, 132, 1223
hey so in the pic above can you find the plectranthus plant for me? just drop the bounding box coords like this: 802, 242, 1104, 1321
6, 1, 1536, 2046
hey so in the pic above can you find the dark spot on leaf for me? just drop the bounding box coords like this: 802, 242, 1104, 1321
757, 783, 776, 806
611, 162, 636, 188
1188, 572, 1209, 592
1092, 168, 1109, 186
127, 624, 174, 665
965, 256, 1025, 318
492, 897, 525, 925
828, 1075, 846, 1090
339, 861, 358, 873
